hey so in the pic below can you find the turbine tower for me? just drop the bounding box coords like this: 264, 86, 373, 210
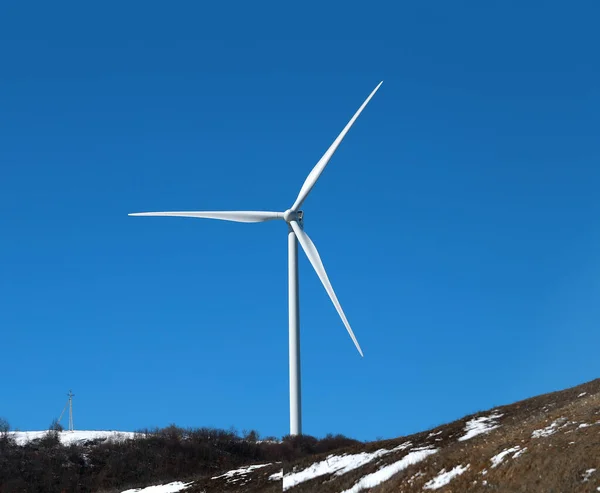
130, 82, 383, 435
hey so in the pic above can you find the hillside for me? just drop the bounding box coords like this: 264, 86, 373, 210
126, 378, 600, 492
1, 379, 598, 492
0, 426, 286, 492
281, 378, 600, 493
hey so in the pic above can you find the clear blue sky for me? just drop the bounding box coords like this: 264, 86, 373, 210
1, 1, 598, 441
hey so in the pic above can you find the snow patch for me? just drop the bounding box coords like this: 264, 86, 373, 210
339, 448, 438, 493
490, 447, 520, 468
269, 471, 283, 481
10, 430, 135, 446
121, 481, 192, 493
282, 442, 411, 490
578, 392, 587, 397
458, 413, 503, 441
532, 419, 565, 438
212, 463, 271, 482
578, 423, 591, 429
423, 464, 470, 490
512, 447, 527, 459
582, 469, 596, 482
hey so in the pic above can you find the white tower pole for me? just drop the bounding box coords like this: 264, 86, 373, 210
288, 225, 302, 436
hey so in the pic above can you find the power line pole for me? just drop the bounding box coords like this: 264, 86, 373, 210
67, 390, 74, 432
59, 390, 75, 432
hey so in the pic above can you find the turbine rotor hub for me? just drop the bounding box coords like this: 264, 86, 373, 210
283, 209, 303, 223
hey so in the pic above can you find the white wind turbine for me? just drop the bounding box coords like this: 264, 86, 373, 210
130, 81, 383, 435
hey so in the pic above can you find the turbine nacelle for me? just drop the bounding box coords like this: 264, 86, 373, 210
283, 209, 303, 223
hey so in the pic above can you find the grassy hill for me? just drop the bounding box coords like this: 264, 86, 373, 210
1, 378, 598, 492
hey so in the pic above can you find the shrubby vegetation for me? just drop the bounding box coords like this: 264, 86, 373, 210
0, 422, 359, 493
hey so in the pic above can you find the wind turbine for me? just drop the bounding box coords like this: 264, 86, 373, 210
130, 81, 383, 435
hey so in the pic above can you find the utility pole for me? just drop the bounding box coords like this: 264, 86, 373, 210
67, 390, 74, 432
58, 390, 75, 432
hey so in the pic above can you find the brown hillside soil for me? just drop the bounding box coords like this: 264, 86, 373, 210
284, 378, 600, 493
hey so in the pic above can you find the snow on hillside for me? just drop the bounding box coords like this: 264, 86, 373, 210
211, 463, 274, 482
490, 446, 523, 468
283, 441, 412, 490
10, 430, 135, 446
458, 412, 503, 441
189, 461, 282, 491
339, 447, 438, 493
423, 464, 470, 490
283, 444, 439, 492
120, 481, 192, 493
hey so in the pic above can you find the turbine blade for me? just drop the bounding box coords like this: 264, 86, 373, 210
289, 220, 363, 356
128, 211, 283, 223
291, 81, 383, 212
